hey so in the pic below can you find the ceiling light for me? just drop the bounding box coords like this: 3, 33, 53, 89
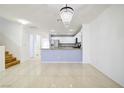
69, 29, 74, 32
17, 19, 30, 25
60, 4, 74, 27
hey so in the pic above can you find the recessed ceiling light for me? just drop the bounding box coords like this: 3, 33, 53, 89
17, 19, 30, 25
69, 29, 74, 32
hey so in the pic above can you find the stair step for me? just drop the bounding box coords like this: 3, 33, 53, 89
5, 57, 16, 63
5, 60, 20, 69
5, 51, 9, 54
5, 54, 12, 57
5, 55, 13, 59
6, 53, 12, 56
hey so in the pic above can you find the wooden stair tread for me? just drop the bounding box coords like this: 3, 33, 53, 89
6, 53, 12, 56
5, 60, 20, 68
5, 55, 13, 58
5, 57, 16, 63
6, 56, 15, 60
6, 60, 20, 65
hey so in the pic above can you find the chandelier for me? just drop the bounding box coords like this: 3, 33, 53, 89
60, 4, 74, 27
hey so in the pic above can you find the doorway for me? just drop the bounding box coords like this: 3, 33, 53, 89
29, 34, 41, 58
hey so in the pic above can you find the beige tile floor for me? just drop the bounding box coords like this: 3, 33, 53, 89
0, 59, 122, 88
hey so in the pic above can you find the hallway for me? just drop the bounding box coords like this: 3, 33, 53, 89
0, 59, 122, 88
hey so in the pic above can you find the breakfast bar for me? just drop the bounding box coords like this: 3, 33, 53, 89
41, 48, 82, 63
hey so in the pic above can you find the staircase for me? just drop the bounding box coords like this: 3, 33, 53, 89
5, 51, 20, 69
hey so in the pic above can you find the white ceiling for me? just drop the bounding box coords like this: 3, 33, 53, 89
0, 4, 110, 35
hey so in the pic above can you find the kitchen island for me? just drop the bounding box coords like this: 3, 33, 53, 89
41, 48, 82, 63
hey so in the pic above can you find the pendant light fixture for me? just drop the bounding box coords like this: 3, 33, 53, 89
60, 4, 74, 27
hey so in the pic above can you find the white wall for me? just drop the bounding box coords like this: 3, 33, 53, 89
0, 46, 5, 72
22, 26, 49, 59
84, 5, 124, 86
82, 24, 91, 63
0, 34, 3, 45
0, 17, 23, 61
